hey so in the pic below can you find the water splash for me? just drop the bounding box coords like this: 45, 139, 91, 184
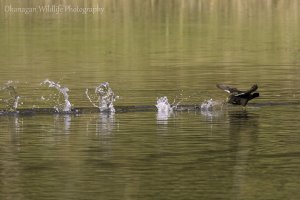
200, 99, 218, 111
41, 79, 72, 112
156, 96, 182, 112
156, 96, 172, 113
86, 82, 118, 112
0, 81, 20, 111
200, 99, 224, 118
156, 96, 177, 122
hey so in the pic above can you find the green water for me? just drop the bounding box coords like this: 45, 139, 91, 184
0, 1, 300, 199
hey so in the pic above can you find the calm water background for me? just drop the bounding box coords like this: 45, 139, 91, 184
0, 0, 300, 199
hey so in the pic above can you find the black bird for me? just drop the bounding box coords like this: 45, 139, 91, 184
216, 84, 259, 106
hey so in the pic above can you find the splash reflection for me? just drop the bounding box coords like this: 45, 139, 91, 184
96, 112, 116, 135
53, 114, 72, 134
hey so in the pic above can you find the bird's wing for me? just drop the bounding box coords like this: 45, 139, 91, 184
247, 84, 258, 93
216, 84, 240, 94
235, 84, 258, 97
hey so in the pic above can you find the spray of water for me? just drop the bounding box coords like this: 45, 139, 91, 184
200, 98, 224, 118
155, 96, 171, 122
0, 81, 20, 111
200, 99, 224, 121
156, 96, 172, 113
86, 82, 118, 112
41, 79, 72, 112
156, 96, 182, 112
200, 99, 218, 111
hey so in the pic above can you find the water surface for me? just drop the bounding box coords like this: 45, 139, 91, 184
0, 1, 300, 199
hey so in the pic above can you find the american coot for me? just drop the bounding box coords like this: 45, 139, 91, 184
216, 84, 259, 106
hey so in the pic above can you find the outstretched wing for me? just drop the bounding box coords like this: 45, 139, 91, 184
235, 84, 258, 97
247, 84, 258, 93
216, 84, 240, 94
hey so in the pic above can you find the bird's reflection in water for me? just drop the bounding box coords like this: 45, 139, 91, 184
227, 109, 259, 199
228, 109, 259, 141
